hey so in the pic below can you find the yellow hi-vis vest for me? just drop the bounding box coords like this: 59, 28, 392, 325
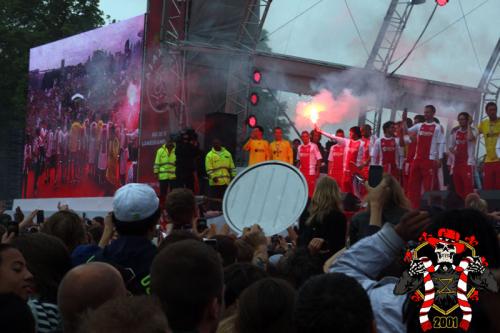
205, 147, 236, 186
154, 145, 176, 180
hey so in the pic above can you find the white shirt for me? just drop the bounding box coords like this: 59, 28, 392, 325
371, 136, 401, 169
448, 127, 478, 166
298, 142, 322, 175
407, 122, 445, 161
320, 132, 365, 169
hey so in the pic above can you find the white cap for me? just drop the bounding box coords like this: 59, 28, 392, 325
113, 183, 159, 222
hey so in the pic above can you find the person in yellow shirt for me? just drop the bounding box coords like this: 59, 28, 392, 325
270, 126, 293, 164
479, 102, 500, 189
243, 126, 270, 166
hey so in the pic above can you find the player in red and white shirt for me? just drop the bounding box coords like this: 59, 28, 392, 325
371, 121, 400, 178
317, 126, 365, 195
327, 129, 346, 190
400, 115, 424, 191
360, 124, 377, 179
448, 112, 478, 199
297, 131, 323, 197
403, 105, 445, 209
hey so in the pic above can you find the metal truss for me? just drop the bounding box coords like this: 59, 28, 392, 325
475, 38, 500, 159
159, 0, 190, 129
223, 0, 273, 160
360, 0, 417, 135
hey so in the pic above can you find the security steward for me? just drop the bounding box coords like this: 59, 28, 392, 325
205, 139, 236, 210
154, 138, 176, 203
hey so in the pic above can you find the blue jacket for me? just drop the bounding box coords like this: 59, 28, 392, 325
72, 236, 157, 294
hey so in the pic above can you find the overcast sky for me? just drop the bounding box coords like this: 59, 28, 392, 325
99, 0, 500, 88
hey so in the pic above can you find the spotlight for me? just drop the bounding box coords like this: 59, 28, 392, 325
252, 70, 262, 84
249, 92, 259, 106
247, 115, 257, 128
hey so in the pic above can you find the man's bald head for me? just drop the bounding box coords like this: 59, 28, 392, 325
58, 262, 128, 332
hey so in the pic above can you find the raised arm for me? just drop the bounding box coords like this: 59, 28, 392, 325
315, 128, 347, 146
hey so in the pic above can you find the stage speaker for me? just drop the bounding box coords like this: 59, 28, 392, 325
204, 112, 238, 157
478, 190, 500, 210
421, 190, 500, 211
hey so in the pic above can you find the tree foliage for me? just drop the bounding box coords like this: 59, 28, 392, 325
0, 0, 105, 127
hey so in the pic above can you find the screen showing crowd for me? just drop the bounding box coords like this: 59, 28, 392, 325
23, 15, 145, 198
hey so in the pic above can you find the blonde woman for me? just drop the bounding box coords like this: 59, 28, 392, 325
298, 176, 347, 259
349, 174, 410, 245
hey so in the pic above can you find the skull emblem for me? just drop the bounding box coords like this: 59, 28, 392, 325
434, 242, 456, 264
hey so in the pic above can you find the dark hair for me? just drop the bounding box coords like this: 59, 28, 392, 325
295, 273, 373, 333
301, 130, 309, 136
151, 240, 223, 331
274, 126, 283, 131
77, 296, 168, 333
165, 189, 196, 227
256, 126, 264, 133
113, 208, 160, 236
0, 243, 17, 266
0, 213, 13, 225
236, 278, 296, 333
224, 263, 268, 308
433, 117, 440, 124
0, 293, 36, 333
485, 101, 497, 110
457, 112, 470, 121
41, 211, 86, 253
92, 216, 104, 226
349, 126, 361, 138
292, 139, 301, 145
425, 104, 436, 113
158, 230, 201, 252
405, 118, 413, 128
343, 193, 361, 212
87, 225, 103, 245
276, 248, 323, 289
382, 121, 395, 133
11, 233, 71, 303
211, 235, 237, 267
235, 239, 254, 263
414, 115, 425, 123
0, 224, 6, 239
335, 129, 344, 135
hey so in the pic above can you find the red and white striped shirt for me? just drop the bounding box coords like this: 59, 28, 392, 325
371, 136, 400, 168
407, 122, 445, 161
298, 143, 322, 176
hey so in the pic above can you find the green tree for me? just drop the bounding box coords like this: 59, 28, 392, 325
0, 0, 105, 128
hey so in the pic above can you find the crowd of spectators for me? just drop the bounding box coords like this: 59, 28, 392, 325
23, 39, 142, 197
0, 175, 499, 332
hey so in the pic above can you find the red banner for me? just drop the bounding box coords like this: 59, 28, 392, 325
138, 0, 187, 189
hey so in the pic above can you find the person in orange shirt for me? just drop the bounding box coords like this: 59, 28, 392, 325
270, 126, 293, 164
243, 126, 270, 166
479, 102, 500, 189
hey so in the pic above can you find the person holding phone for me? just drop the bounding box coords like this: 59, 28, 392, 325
448, 112, 478, 199
371, 121, 400, 179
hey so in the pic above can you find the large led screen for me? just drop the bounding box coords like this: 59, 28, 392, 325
23, 15, 145, 198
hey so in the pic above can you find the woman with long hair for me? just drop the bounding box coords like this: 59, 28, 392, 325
298, 177, 347, 259
349, 174, 410, 245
